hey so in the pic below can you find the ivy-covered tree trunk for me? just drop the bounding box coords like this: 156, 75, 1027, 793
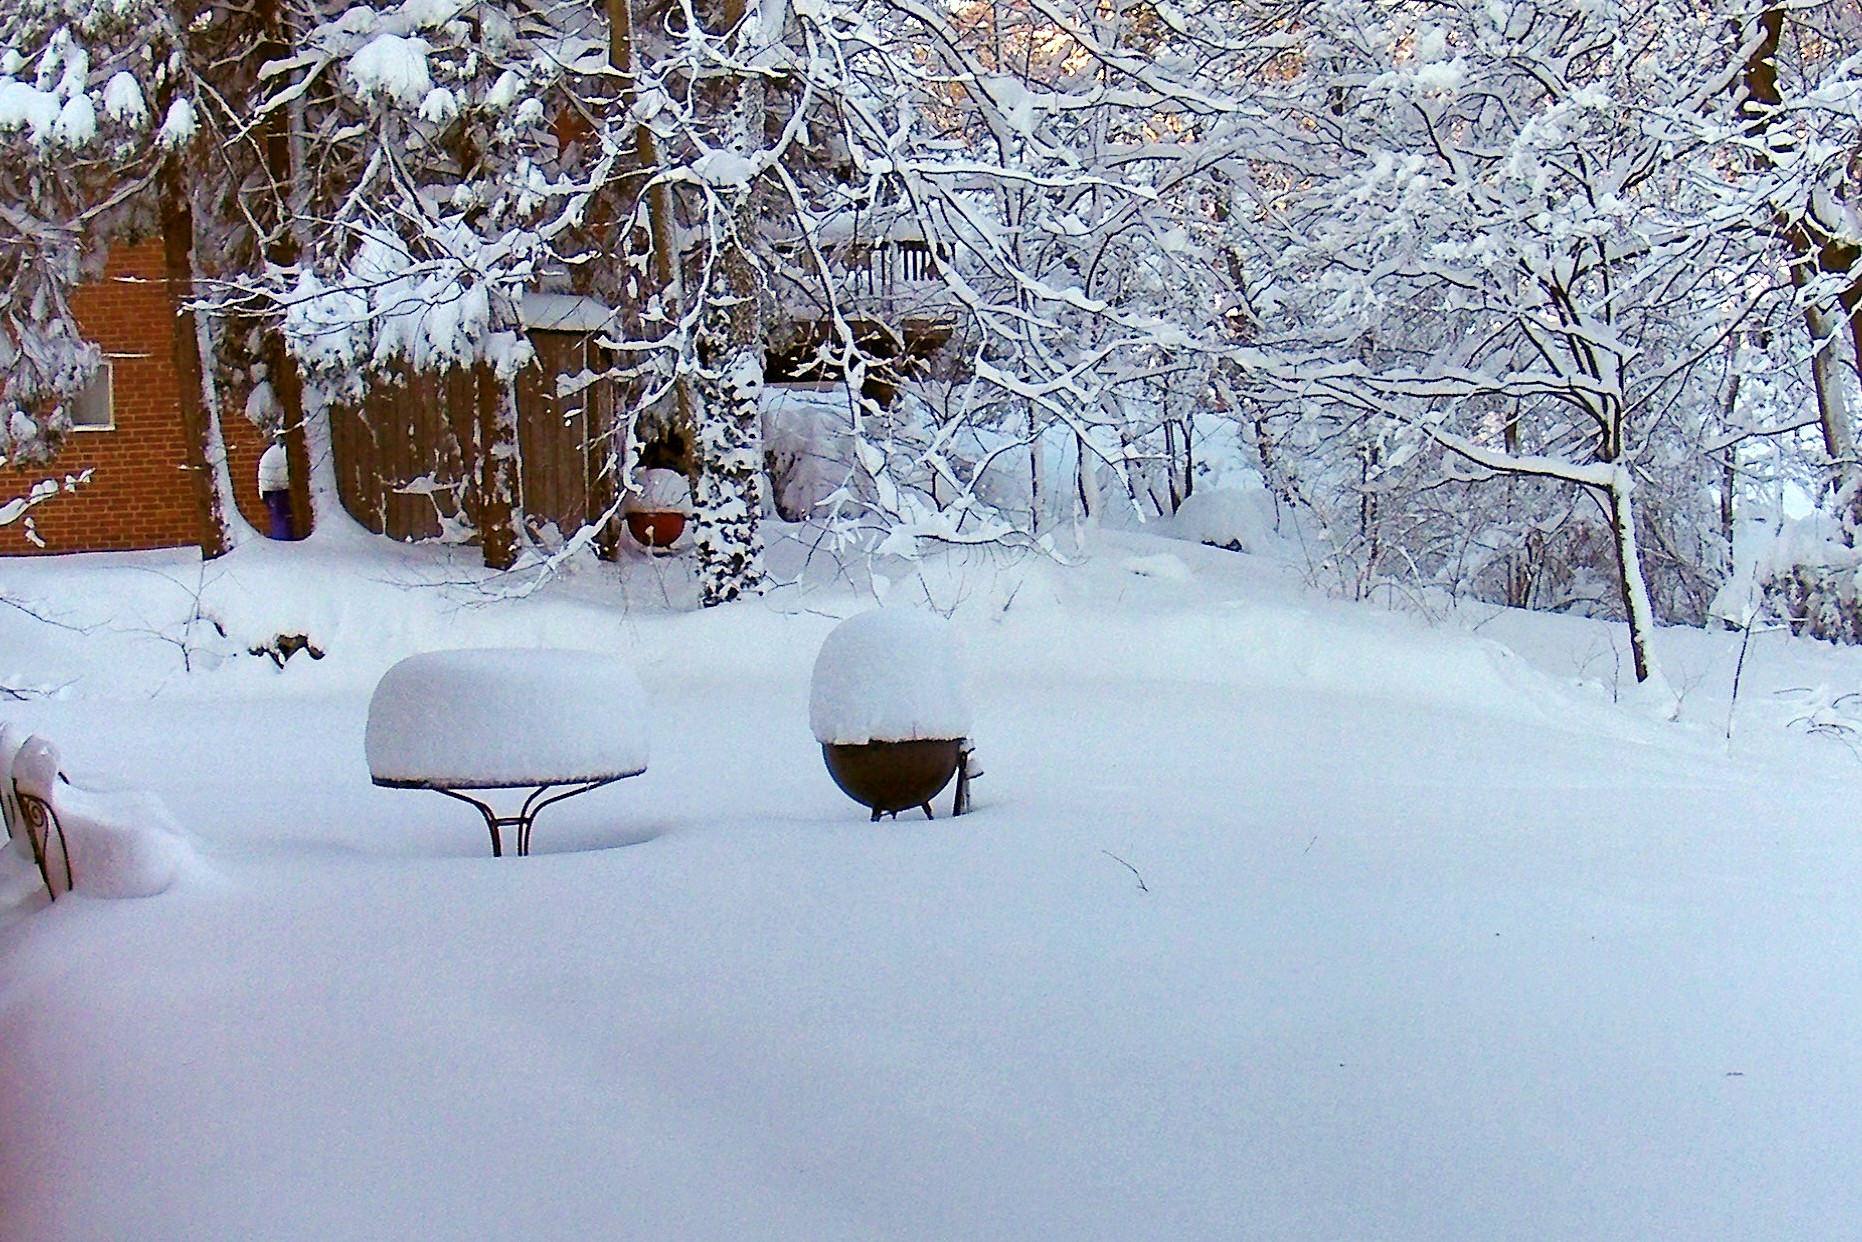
691, 7, 768, 606
693, 227, 767, 605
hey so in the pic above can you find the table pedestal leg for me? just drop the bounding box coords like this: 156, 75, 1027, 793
432, 780, 620, 857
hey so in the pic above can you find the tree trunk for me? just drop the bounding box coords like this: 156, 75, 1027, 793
266, 336, 316, 536
607, 0, 697, 471
1605, 471, 1656, 684
473, 360, 522, 570
1719, 353, 1740, 553
1743, 5, 1862, 530
1027, 401, 1044, 532
258, 0, 315, 538
196, 314, 256, 544
691, 0, 768, 605
157, 150, 231, 560
1804, 297, 1862, 523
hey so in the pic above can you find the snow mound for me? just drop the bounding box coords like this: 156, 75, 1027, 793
1121, 553, 1193, 582
809, 610, 972, 745
1164, 485, 1280, 554
53, 786, 194, 899
366, 648, 649, 787
763, 387, 854, 520
10, 737, 192, 899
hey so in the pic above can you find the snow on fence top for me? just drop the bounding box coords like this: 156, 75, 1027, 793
366, 649, 648, 788
624, 468, 693, 516
809, 609, 972, 746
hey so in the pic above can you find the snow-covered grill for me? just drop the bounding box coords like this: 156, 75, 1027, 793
809, 609, 975, 820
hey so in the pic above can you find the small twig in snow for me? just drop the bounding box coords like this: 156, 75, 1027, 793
0, 592, 95, 632
1102, 850, 1148, 893
1725, 615, 1758, 748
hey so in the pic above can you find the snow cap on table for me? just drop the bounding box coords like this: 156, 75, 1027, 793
809, 609, 971, 745
366, 648, 648, 787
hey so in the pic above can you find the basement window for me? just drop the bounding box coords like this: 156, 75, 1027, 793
70, 361, 114, 431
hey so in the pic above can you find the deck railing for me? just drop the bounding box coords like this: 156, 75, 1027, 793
841, 240, 941, 297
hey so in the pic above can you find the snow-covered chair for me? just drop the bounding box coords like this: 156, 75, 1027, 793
366, 648, 650, 856
0, 723, 45, 883
810, 609, 977, 820
10, 736, 74, 899
7, 734, 190, 901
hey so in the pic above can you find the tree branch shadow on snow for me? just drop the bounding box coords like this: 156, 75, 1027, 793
2, 577, 113, 699
760, 521, 1036, 621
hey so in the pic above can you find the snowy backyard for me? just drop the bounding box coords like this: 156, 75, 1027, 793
9, 0, 1862, 1232
4, 520, 1862, 1240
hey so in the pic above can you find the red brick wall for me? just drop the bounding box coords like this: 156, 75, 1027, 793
0, 241, 272, 556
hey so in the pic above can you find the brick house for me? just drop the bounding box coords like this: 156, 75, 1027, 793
0, 241, 272, 556
2, 234, 954, 558
0, 241, 611, 557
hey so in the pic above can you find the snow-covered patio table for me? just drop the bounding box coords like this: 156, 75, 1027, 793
365, 648, 648, 857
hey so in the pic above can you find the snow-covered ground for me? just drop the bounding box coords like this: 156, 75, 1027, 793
4, 520, 1862, 1239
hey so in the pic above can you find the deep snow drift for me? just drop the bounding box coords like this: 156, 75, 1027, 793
3, 519, 1861, 1240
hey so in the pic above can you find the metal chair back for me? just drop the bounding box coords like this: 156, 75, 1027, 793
11, 736, 72, 900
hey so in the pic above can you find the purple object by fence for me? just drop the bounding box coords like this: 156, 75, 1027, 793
263, 491, 293, 540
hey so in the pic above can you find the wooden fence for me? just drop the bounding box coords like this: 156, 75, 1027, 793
332, 331, 619, 545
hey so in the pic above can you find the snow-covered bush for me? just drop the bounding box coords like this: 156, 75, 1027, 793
1165, 483, 1280, 555
1723, 516, 1862, 643
763, 387, 855, 522
0, 471, 89, 548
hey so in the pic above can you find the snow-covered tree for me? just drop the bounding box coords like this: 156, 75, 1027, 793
1237, 0, 1769, 681
1718, 2, 1862, 640
0, 0, 244, 554
250, 0, 622, 568
0, 14, 124, 468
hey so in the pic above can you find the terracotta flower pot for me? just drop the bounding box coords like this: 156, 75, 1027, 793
625, 510, 686, 548
822, 738, 962, 820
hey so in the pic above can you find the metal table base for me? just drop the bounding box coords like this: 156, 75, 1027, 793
427, 778, 620, 857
